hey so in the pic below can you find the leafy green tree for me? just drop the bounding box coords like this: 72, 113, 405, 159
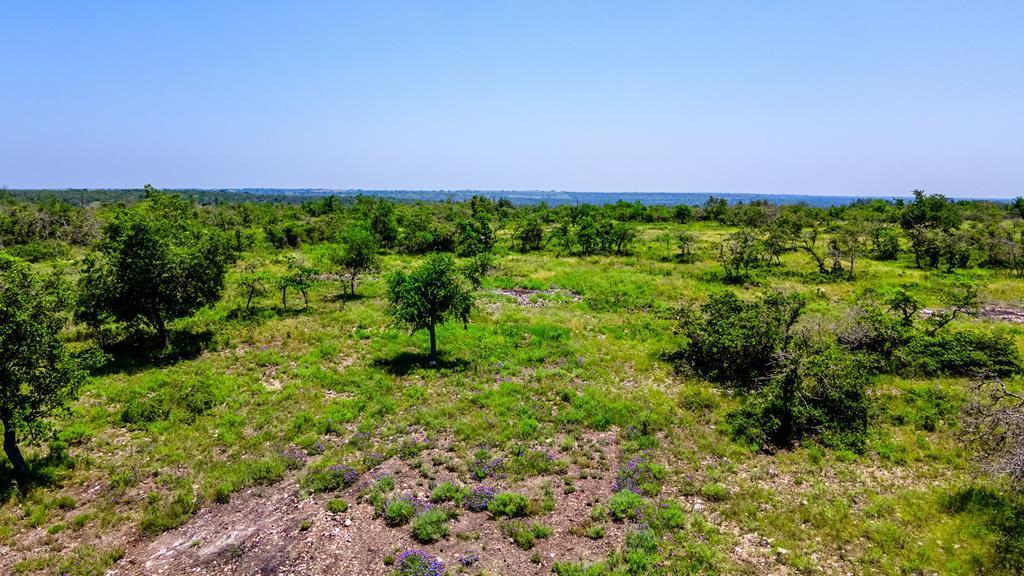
729, 345, 871, 452
1, 254, 88, 491
76, 189, 234, 348
461, 252, 493, 290
673, 204, 694, 224
236, 262, 271, 310
332, 225, 381, 297
513, 216, 544, 252
455, 210, 495, 257
278, 255, 316, 309
386, 253, 474, 364
718, 229, 763, 282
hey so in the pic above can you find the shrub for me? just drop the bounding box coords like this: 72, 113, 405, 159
430, 482, 466, 504
609, 490, 646, 522
301, 463, 359, 494
612, 455, 665, 497
489, 492, 530, 518
326, 498, 349, 513
900, 330, 1021, 377
678, 291, 806, 389
384, 496, 417, 526
501, 520, 552, 550
411, 508, 450, 543
463, 485, 497, 512
395, 549, 446, 576
700, 483, 729, 502
728, 345, 871, 452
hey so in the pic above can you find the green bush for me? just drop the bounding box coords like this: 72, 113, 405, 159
430, 482, 466, 504
609, 490, 646, 522
411, 507, 450, 543
901, 330, 1021, 377
501, 520, 552, 550
728, 345, 871, 452
383, 497, 417, 526
489, 492, 530, 518
678, 290, 806, 389
326, 498, 349, 513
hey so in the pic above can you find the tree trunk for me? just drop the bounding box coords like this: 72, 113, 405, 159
153, 315, 169, 349
350, 273, 356, 297
428, 323, 437, 366
2, 417, 27, 493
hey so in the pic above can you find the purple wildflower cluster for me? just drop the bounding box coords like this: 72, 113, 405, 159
458, 553, 479, 567
463, 485, 497, 512
471, 455, 505, 480
327, 464, 360, 488
396, 549, 446, 576
281, 445, 307, 468
612, 454, 655, 494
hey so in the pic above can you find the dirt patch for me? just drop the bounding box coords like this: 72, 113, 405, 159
112, 431, 624, 575
492, 288, 582, 307
980, 303, 1024, 323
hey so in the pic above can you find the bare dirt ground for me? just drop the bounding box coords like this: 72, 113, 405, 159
980, 303, 1024, 323
491, 288, 582, 307
112, 431, 625, 576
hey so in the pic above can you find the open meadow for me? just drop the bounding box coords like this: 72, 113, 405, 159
1, 191, 1024, 576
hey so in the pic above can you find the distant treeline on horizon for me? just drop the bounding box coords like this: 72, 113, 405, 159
2, 187, 1013, 208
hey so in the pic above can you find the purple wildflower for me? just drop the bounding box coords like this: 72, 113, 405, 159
458, 553, 479, 567
282, 445, 307, 468
396, 549, 446, 576
327, 464, 360, 487
463, 485, 497, 512
612, 454, 660, 494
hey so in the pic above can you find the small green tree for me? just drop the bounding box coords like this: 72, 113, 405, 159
76, 188, 233, 348
331, 224, 380, 295
1, 254, 88, 491
278, 256, 316, 309
386, 253, 474, 364
236, 262, 271, 310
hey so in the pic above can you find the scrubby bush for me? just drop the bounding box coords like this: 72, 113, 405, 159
609, 490, 646, 521
384, 496, 417, 526
301, 463, 359, 494
489, 492, 530, 518
678, 290, 806, 389
411, 508, 451, 543
501, 520, 552, 550
430, 482, 466, 504
728, 345, 871, 452
900, 330, 1021, 377
395, 549, 446, 576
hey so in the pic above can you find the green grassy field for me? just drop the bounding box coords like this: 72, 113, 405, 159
2, 217, 1023, 575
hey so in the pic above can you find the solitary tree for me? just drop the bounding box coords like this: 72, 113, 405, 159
1, 254, 87, 491
278, 255, 316, 309
236, 262, 271, 310
386, 253, 474, 364
76, 188, 233, 348
334, 225, 381, 297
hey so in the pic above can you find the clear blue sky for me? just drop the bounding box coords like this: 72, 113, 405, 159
2, 1, 1022, 197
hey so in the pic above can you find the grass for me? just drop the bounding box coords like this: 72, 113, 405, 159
1, 221, 1023, 575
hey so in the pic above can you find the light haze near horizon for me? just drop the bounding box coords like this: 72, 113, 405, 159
2, 1, 1022, 198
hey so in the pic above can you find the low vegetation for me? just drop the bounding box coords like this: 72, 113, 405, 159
1, 188, 1023, 574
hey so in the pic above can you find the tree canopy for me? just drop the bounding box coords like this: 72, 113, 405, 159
0, 254, 87, 490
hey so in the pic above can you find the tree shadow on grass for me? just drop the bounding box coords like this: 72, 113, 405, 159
90, 327, 215, 377
324, 292, 366, 305
0, 450, 70, 501
372, 352, 470, 376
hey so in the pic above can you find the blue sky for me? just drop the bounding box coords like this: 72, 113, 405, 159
2, 1, 1022, 197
